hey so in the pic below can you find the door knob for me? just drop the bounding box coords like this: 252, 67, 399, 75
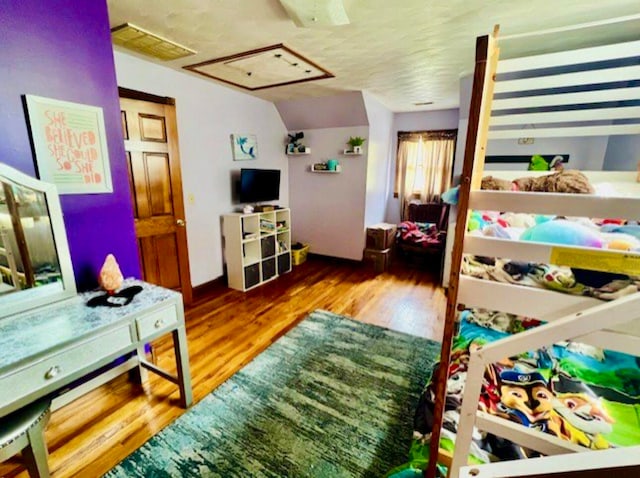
176, 219, 186, 227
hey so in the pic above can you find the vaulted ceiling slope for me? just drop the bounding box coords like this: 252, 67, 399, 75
107, 0, 640, 112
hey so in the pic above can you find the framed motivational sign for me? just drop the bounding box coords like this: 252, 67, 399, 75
25, 95, 113, 194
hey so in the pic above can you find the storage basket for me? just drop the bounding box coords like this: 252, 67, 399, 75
291, 244, 309, 265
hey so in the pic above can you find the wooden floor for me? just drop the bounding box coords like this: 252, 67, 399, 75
0, 256, 445, 477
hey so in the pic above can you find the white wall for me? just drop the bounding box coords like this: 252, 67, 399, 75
385, 108, 460, 224
485, 137, 609, 171
288, 126, 369, 260
276, 92, 369, 130
362, 92, 394, 227
113, 51, 288, 287
602, 135, 640, 171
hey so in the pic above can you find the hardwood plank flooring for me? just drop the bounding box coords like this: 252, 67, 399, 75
0, 256, 445, 477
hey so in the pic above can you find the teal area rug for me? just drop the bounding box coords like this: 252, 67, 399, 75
105, 310, 440, 478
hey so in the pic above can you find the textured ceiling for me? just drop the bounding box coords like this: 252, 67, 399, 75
106, 0, 640, 112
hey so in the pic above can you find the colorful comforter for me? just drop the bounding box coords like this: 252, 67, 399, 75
462, 255, 640, 300
387, 309, 640, 477
463, 212, 640, 300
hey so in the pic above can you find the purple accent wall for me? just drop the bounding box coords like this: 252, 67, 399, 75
0, 0, 140, 289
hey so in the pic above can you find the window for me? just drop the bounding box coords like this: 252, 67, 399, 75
394, 130, 456, 219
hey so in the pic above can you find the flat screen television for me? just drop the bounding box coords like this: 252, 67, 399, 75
239, 168, 281, 204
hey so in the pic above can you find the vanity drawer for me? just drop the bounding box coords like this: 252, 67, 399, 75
135, 305, 178, 340
0, 326, 133, 408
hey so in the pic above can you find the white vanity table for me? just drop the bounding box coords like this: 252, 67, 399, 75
0, 279, 192, 418
0, 163, 192, 420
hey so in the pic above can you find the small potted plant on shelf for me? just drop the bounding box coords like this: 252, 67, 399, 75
287, 131, 306, 153
347, 136, 365, 154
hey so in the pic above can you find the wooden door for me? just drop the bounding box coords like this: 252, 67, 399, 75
120, 94, 192, 305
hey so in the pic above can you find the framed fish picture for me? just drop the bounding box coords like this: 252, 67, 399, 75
231, 134, 257, 160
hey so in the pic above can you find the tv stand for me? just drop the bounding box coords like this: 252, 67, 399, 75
222, 208, 292, 291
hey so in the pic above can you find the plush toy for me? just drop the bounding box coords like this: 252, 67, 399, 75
468, 210, 488, 232
535, 215, 554, 224
514, 170, 594, 194
481, 170, 594, 194
500, 212, 536, 229
601, 224, 640, 239
442, 185, 459, 205
520, 219, 604, 248
528, 154, 549, 171
606, 239, 634, 251
481, 176, 513, 191
482, 223, 511, 239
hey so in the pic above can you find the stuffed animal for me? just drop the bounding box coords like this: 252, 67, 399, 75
481, 176, 513, 191
528, 154, 549, 171
514, 170, 594, 194
481, 170, 594, 194
520, 219, 604, 248
500, 212, 536, 229
527, 155, 565, 171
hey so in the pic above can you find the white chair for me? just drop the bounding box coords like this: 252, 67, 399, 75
0, 398, 51, 478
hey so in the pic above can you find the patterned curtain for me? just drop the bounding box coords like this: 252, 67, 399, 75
395, 130, 456, 220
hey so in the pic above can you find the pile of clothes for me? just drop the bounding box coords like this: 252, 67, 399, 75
397, 221, 444, 248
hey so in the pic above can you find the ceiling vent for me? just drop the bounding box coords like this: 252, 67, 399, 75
184, 44, 334, 91
111, 23, 196, 61
278, 0, 350, 27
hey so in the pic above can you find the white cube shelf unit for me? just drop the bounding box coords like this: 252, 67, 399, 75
222, 208, 292, 291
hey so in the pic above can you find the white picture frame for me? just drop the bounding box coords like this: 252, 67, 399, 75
231, 134, 258, 160
25, 95, 113, 194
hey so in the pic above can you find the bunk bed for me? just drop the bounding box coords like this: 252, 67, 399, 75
410, 26, 640, 478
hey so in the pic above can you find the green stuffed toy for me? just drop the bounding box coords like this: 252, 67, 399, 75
528, 154, 549, 171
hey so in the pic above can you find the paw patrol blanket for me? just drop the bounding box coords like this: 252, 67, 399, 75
386, 309, 640, 477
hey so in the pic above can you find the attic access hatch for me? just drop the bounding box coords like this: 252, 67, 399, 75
111, 23, 196, 61
183, 44, 334, 91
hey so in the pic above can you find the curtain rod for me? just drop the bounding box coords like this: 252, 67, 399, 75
398, 129, 457, 135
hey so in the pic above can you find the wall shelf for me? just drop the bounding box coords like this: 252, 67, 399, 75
310, 165, 342, 173
342, 150, 362, 156
286, 149, 311, 155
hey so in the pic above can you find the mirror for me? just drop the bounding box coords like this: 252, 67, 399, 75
0, 163, 76, 318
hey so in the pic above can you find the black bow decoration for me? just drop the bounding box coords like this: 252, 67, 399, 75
86, 285, 143, 308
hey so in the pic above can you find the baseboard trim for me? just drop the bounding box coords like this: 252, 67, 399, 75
307, 252, 362, 266
192, 276, 227, 300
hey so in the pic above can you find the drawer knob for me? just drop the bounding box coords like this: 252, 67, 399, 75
44, 365, 61, 380
154, 319, 165, 329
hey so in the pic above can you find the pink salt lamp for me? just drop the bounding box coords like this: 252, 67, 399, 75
99, 254, 123, 294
